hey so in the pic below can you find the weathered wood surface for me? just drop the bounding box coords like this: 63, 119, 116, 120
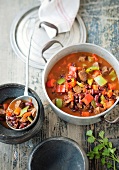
0, 0, 119, 170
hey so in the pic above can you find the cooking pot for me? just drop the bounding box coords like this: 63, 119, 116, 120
42, 41, 119, 125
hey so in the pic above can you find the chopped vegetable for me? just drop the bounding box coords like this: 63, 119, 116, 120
108, 82, 117, 90
14, 107, 21, 115
46, 79, 56, 87
91, 100, 96, 108
92, 70, 101, 78
57, 78, 65, 85
92, 54, 98, 61
109, 70, 117, 81
23, 112, 32, 118
86, 66, 99, 73
107, 90, 113, 98
56, 98, 63, 108
88, 56, 94, 62
76, 81, 84, 87
87, 79, 93, 86
94, 75, 107, 86
92, 85, 98, 91
105, 100, 114, 109
56, 85, 65, 92
28, 116, 33, 123
82, 94, 94, 105
18, 106, 29, 117
69, 66, 77, 78
82, 112, 90, 117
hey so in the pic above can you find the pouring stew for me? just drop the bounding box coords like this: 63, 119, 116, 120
46, 52, 119, 117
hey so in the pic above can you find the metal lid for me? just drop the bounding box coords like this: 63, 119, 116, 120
10, 3, 86, 69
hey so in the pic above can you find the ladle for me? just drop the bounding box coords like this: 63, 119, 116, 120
6, 19, 38, 131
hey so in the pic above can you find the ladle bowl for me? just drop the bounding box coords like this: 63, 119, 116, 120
6, 95, 39, 131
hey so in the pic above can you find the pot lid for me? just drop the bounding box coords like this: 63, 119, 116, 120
10, 3, 86, 69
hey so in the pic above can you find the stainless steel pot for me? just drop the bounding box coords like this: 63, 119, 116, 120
42, 41, 119, 125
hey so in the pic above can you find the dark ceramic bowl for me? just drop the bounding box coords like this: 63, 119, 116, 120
28, 137, 89, 170
0, 83, 44, 144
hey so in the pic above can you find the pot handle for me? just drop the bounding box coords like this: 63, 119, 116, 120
101, 102, 119, 124
41, 40, 64, 63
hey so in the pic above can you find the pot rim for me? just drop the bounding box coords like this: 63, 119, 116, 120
42, 43, 119, 119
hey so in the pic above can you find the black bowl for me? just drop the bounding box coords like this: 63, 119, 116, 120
28, 137, 89, 170
0, 83, 44, 144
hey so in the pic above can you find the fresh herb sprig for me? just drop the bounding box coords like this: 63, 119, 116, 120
86, 130, 119, 170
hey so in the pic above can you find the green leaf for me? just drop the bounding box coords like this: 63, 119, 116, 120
107, 162, 112, 168
95, 154, 100, 159
97, 143, 104, 150
86, 130, 93, 136
103, 138, 108, 145
99, 131, 105, 139
88, 136, 95, 143
101, 157, 106, 165
102, 148, 110, 156
87, 151, 95, 159
93, 146, 99, 154
108, 142, 112, 148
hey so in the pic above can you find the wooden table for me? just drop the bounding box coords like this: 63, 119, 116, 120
0, 0, 119, 170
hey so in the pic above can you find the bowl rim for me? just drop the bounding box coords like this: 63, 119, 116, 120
28, 136, 89, 170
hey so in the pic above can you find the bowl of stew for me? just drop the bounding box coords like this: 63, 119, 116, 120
42, 42, 119, 125
0, 83, 44, 144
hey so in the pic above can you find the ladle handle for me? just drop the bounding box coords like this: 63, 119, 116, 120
24, 18, 36, 96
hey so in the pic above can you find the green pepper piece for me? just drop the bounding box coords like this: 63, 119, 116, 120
18, 106, 29, 117
94, 75, 107, 86
57, 78, 65, 85
56, 98, 63, 108
76, 81, 84, 87
87, 79, 93, 86
109, 70, 117, 81
28, 116, 33, 123
91, 100, 96, 108
100, 95, 106, 105
86, 66, 99, 73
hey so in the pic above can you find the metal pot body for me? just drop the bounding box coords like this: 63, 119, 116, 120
42, 43, 119, 125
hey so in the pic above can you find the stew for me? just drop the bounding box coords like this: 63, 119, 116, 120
6, 98, 36, 129
46, 52, 119, 117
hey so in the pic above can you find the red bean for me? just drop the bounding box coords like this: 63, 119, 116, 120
19, 123, 25, 129
25, 102, 33, 106
96, 103, 103, 107
95, 95, 99, 102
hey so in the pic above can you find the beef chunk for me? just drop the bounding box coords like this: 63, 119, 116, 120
78, 56, 87, 62
93, 62, 99, 67
113, 90, 119, 97
69, 101, 74, 109
31, 108, 36, 118
78, 70, 88, 82
15, 100, 25, 109
77, 103, 82, 109
73, 85, 82, 93
94, 107, 105, 114
102, 66, 109, 75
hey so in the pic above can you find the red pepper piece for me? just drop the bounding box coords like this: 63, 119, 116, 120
82, 94, 94, 105
46, 79, 56, 88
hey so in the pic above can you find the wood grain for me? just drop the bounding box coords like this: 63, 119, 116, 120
0, 0, 119, 170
